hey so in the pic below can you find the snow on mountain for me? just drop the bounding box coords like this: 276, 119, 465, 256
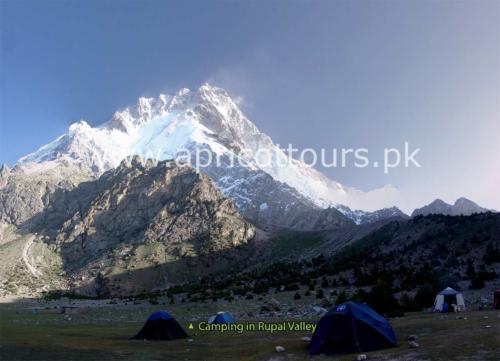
336, 205, 408, 225
17, 84, 398, 212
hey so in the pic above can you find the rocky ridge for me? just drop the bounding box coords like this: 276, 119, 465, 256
1, 157, 256, 297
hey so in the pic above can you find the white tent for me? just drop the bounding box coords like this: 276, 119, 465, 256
433, 287, 466, 312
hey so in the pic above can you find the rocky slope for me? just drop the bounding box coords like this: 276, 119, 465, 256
193, 213, 500, 306
202, 162, 354, 231
1, 157, 256, 297
0, 163, 91, 226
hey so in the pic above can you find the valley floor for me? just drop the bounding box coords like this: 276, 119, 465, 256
0, 299, 498, 361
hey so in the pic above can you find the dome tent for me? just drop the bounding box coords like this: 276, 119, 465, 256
208, 311, 236, 324
309, 302, 397, 355
433, 287, 466, 312
131, 311, 188, 340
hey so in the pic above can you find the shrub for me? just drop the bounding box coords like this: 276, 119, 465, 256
470, 277, 485, 289
484, 242, 500, 265
335, 290, 349, 305
367, 280, 403, 317
399, 292, 418, 312
285, 283, 300, 291
414, 284, 435, 309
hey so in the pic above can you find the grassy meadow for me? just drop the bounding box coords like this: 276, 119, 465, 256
0, 299, 498, 361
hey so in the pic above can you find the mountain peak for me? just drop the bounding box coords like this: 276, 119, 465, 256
454, 197, 475, 206
452, 197, 490, 215
0, 163, 9, 174
412, 197, 490, 217
198, 82, 217, 92
14, 83, 399, 212
429, 198, 449, 206
177, 87, 191, 96
69, 120, 91, 134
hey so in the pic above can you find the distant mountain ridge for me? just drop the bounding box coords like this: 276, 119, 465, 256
337, 205, 409, 225
411, 197, 492, 217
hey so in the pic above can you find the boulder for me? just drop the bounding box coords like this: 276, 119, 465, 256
408, 341, 420, 348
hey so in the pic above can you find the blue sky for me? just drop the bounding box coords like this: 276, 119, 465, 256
0, 0, 499, 210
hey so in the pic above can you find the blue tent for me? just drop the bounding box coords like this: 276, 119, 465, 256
309, 302, 397, 354
208, 311, 236, 324
132, 311, 188, 340
148, 311, 173, 321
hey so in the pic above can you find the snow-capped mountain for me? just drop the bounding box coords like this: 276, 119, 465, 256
336, 205, 409, 225
16, 84, 397, 215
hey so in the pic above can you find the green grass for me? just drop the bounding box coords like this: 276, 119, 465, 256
0, 302, 498, 361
